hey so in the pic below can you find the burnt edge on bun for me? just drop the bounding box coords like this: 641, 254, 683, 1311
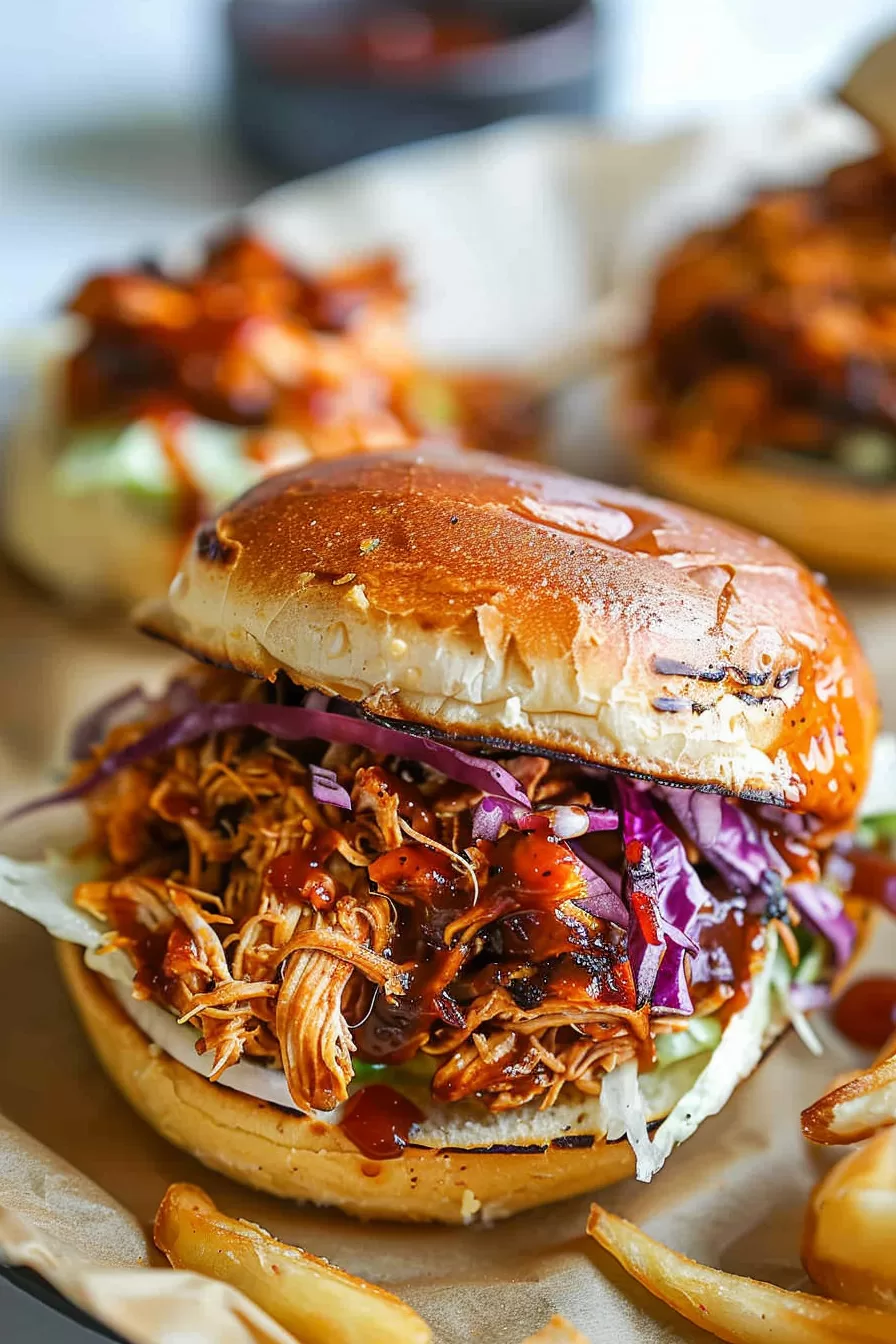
351, 708, 789, 808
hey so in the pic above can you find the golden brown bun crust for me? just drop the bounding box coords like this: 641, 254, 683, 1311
56, 942, 635, 1223
140, 449, 876, 823
640, 448, 896, 583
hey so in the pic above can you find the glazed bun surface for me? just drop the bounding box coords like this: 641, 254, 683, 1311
140, 449, 876, 823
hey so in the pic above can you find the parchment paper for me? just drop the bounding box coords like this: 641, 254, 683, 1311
0, 104, 895, 1344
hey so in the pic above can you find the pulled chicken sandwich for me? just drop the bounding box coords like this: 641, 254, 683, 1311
2, 232, 536, 607
629, 152, 896, 579
0, 450, 879, 1222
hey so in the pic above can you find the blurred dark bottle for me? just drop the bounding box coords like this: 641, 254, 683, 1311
226, 0, 599, 178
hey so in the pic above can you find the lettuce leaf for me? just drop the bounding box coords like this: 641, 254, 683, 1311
0, 854, 104, 948
645, 929, 780, 1174
861, 733, 896, 822
654, 1015, 722, 1067
52, 417, 273, 511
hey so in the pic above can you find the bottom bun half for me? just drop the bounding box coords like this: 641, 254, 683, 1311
56, 942, 638, 1223
639, 449, 896, 581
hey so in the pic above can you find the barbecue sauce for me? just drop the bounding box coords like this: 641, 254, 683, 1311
340, 1084, 425, 1160
356, 842, 463, 1063
266, 831, 342, 910
358, 764, 438, 838
356, 829, 633, 1068
155, 790, 201, 821
152, 406, 205, 546
476, 832, 633, 1008
105, 890, 199, 1001
834, 977, 896, 1052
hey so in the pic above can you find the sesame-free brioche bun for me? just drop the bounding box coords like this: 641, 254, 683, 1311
57, 941, 642, 1223
139, 449, 876, 824
639, 447, 896, 584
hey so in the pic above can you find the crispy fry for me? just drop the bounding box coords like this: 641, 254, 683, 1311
802, 1127, 896, 1313
586, 1203, 896, 1343
521, 1316, 590, 1343
801, 1044, 896, 1145
154, 1184, 431, 1344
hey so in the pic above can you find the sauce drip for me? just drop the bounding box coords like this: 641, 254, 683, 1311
106, 891, 199, 1001
834, 977, 896, 1052
360, 765, 437, 838
266, 831, 341, 910
153, 407, 205, 547
689, 888, 763, 1019
357, 828, 633, 1067
340, 1084, 425, 1160
155, 788, 201, 822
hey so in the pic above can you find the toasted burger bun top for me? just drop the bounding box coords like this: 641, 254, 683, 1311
140, 449, 877, 823
638, 444, 896, 584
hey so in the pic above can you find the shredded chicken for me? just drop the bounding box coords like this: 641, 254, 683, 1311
635, 153, 896, 474
74, 667, 771, 1116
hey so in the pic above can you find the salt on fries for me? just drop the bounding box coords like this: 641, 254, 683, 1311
587, 1203, 896, 1343
802, 1037, 896, 1145
803, 1127, 896, 1314
521, 1317, 589, 1343
154, 1184, 431, 1344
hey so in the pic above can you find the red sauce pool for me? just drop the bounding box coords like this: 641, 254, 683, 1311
834, 976, 896, 1052
340, 1084, 425, 1160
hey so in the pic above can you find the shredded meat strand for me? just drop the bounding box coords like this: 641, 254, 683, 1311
636, 153, 896, 469
74, 666, 782, 1114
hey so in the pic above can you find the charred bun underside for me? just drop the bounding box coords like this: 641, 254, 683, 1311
139, 449, 876, 824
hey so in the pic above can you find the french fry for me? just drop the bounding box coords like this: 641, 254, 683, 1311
802, 1046, 896, 1145
154, 1184, 431, 1344
587, 1203, 896, 1343
802, 1127, 896, 1313
521, 1317, 590, 1343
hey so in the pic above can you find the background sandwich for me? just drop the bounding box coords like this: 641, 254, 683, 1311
0, 449, 877, 1222
627, 151, 896, 580
2, 233, 533, 608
